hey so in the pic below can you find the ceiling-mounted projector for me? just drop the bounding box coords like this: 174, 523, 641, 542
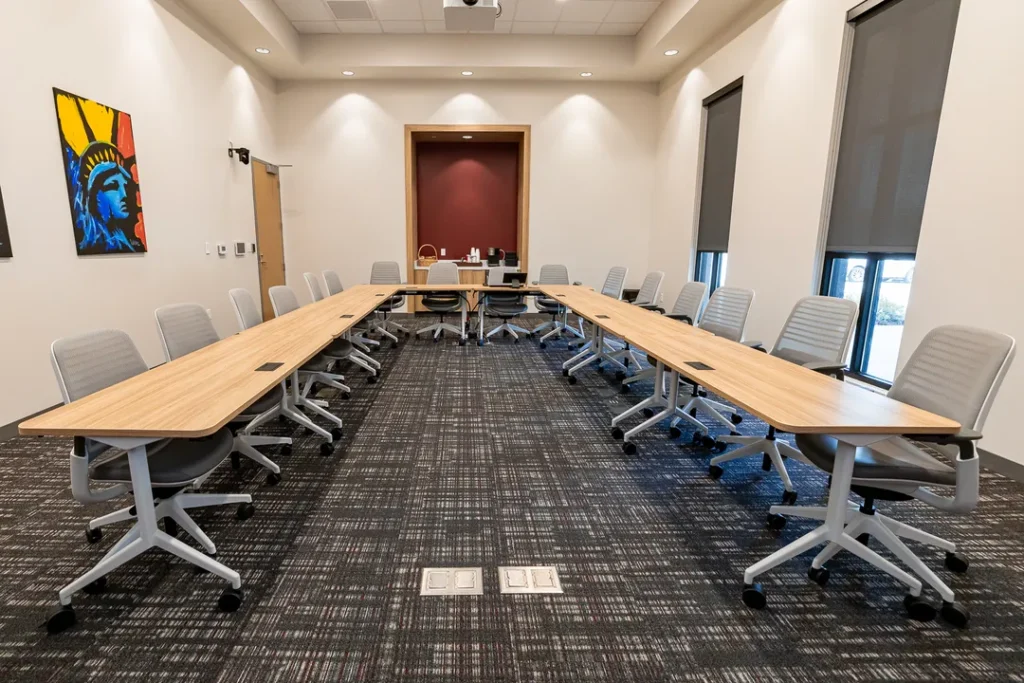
444, 0, 501, 31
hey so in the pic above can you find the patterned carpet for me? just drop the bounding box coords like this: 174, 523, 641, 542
1, 315, 1024, 682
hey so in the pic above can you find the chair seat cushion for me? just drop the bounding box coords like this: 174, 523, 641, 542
487, 302, 528, 316
91, 427, 234, 486
536, 297, 564, 313
422, 296, 462, 312
237, 384, 283, 418
378, 295, 405, 311
794, 434, 956, 486
301, 354, 332, 373
323, 339, 353, 357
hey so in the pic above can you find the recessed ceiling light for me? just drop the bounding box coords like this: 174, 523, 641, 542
255, 47, 270, 54
461, 71, 474, 76
462, 135, 473, 139
343, 70, 355, 76
580, 72, 593, 77
664, 49, 679, 56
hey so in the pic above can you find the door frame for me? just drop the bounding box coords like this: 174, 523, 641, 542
250, 157, 285, 320
404, 124, 531, 282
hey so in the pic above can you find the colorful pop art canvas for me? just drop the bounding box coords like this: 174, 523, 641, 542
53, 89, 147, 255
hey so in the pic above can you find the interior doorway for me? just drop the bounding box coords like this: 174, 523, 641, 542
251, 159, 286, 320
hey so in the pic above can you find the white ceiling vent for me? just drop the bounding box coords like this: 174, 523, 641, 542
327, 1, 375, 21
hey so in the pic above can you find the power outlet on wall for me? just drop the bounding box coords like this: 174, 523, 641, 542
440, 248, 446, 256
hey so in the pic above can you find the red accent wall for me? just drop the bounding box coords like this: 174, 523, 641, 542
415, 142, 519, 261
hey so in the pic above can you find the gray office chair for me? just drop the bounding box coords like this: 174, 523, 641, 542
669, 286, 754, 436
563, 265, 630, 374
608, 270, 665, 373
305, 272, 380, 381
367, 260, 410, 344
707, 296, 859, 501
621, 281, 708, 391
482, 266, 530, 344
416, 261, 464, 342
321, 269, 380, 353
761, 325, 1015, 628
155, 303, 291, 485
532, 264, 585, 347
48, 329, 252, 631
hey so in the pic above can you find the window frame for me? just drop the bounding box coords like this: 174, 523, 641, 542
695, 250, 728, 294
820, 250, 915, 388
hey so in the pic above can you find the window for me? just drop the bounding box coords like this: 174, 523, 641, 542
695, 251, 728, 294
693, 80, 742, 291
821, 0, 959, 386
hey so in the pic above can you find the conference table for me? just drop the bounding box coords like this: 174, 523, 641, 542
20, 283, 959, 615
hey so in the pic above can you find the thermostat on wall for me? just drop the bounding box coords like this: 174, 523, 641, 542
217, 243, 228, 256
234, 241, 246, 256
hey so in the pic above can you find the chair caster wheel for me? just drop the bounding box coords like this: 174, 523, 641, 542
562, 369, 569, 377
611, 427, 624, 440
219, 587, 244, 613
163, 517, 179, 537
742, 583, 766, 610
945, 552, 969, 574
46, 605, 77, 634
620, 384, 630, 394
367, 375, 378, 384
459, 338, 466, 346
320, 443, 334, 456
478, 339, 486, 347
857, 533, 870, 546
236, 502, 255, 521
700, 435, 716, 449
766, 513, 787, 530
596, 365, 604, 374
513, 338, 520, 344
568, 376, 577, 385
709, 464, 724, 480
730, 413, 743, 425
691, 431, 704, 446
280, 444, 292, 456
83, 576, 108, 595
781, 490, 798, 505
904, 594, 936, 622
615, 371, 626, 381
807, 566, 829, 587
940, 600, 970, 628
331, 428, 343, 440
230, 453, 241, 470
266, 472, 282, 486
622, 442, 637, 455
539, 342, 547, 349
713, 441, 728, 453
642, 408, 655, 419
341, 392, 351, 400
405, 332, 411, 338
669, 427, 682, 439
761, 453, 772, 471
85, 527, 103, 544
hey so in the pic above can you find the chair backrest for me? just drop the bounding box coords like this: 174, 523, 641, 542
371, 261, 402, 284
304, 272, 325, 302
322, 269, 344, 296
538, 264, 569, 285
888, 325, 1016, 432
51, 329, 148, 405
634, 271, 665, 306
155, 303, 219, 362
486, 266, 516, 286
600, 266, 628, 299
671, 282, 708, 322
771, 296, 858, 366
229, 288, 263, 331
698, 286, 753, 342
268, 285, 301, 317
426, 261, 460, 285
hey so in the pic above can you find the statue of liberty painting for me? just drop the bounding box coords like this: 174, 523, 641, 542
53, 89, 147, 255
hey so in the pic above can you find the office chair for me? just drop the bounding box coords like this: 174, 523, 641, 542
415, 261, 465, 343
621, 281, 708, 392
155, 303, 292, 485
706, 296, 859, 502
752, 325, 1015, 628
563, 266, 630, 380
305, 272, 381, 382
230, 287, 342, 454
321, 269, 380, 352
366, 260, 411, 344
531, 264, 585, 347
481, 266, 530, 345
47, 329, 252, 632
607, 270, 664, 374
669, 286, 754, 437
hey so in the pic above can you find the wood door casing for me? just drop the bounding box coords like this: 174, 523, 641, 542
252, 160, 285, 320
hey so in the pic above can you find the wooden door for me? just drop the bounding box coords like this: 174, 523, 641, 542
252, 160, 286, 320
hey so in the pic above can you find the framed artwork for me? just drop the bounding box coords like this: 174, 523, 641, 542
52, 88, 147, 255
0, 184, 10, 258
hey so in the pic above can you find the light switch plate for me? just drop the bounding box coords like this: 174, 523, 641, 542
419, 568, 483, 596
498, 566, 563, 594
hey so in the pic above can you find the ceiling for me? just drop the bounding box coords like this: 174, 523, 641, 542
277, 0, 663, 35
167, 0, 768, 83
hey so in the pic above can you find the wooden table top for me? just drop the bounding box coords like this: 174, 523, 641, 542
539, 285, 960, 436
398, 284, 542, 293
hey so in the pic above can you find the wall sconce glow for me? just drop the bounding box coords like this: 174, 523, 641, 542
580, 72, 593, 77
343, 70, 355, 76
255, 47, 270, 54
664, 49, 679, 56
461, 71, 474, 76
462, 135, 473, 139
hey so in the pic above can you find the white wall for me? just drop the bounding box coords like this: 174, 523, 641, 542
0, 0, 275, 426
275, 80, 658, 300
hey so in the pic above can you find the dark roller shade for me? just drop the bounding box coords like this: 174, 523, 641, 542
696, 86, 742, 253
826, 0, 960, 253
